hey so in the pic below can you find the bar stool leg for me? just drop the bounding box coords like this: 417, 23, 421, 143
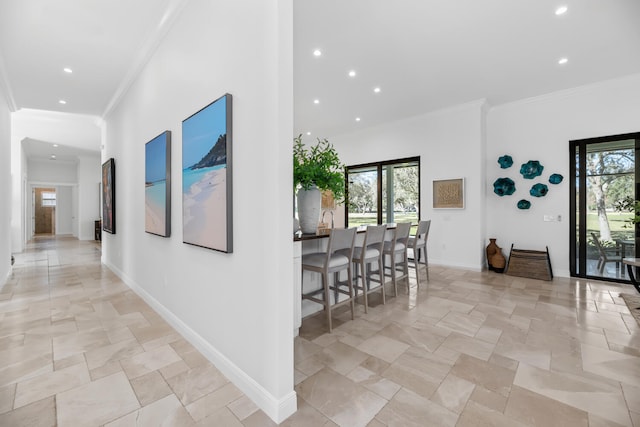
379, 256, 386, 305
390, 253, 398, 297
361, 260, 369, 313
347, 266, 355, 319
322, 273, 332, 332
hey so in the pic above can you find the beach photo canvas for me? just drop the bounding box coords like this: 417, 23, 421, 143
182, 93, 232, 252
102, 158, 116, 234
145, 131, 171, 237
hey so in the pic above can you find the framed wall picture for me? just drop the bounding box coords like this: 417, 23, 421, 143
102, 158, 116, 233
182, 93, 233, 253
433, 178, 464, 209
145, 131, 171, 237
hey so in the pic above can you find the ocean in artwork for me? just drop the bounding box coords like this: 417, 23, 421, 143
145, 131, 170, 236
182, 94, 229, 251
182, 164, 226, 249
145, 179, 166, 235
182, 164, 225, 194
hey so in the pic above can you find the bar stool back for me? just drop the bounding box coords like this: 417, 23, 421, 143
352, 224, 387, 312
408, 220, 431, 287
383, 222, 412, 296
301, 228, 356, 332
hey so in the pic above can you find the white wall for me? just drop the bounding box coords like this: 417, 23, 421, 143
26, 156, 98, 240
72, 185, 79, 237
102, 0, 295, 422
487, 74, 640, 277
10, 134, 26, 253
12, 109, 101, 151
0, 86, 11, 283
28, 158, 78, 183
77, 155, 100, 240
332, 101, 487, 271
56, 186, 73, 235
11, 109, 101, 251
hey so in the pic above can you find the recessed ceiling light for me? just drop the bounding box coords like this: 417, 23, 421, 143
373, 87, 381, 93
63, 67, 73, 73
558, 57, 568, 65
306, 131, 311, 135
555, 6, 568, 15
348, 70, 356, 77
313, 49, 322, 57
59, 99, 66, 104
313, 99, 320, 104
50, 155, 56, 159
355, 117, 361, 122
53, 144, 59, 147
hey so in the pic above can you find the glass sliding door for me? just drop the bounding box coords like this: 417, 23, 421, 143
571, 132, 640, 282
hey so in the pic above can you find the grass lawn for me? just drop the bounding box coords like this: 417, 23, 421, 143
347, 212, 418, 226
586, 212, 634, 242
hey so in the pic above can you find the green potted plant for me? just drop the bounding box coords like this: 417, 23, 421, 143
293, 134, 345, 233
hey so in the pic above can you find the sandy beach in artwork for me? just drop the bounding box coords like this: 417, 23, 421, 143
183, 167, 226, 250
145, 181, 166, 235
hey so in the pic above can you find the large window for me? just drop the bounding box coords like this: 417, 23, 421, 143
346, 157, 420, 226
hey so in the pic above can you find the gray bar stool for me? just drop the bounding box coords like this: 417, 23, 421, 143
352, 224, 387, 313
301, 227, 356, 332
408, 220, 431, 288
383, 222, 412, 297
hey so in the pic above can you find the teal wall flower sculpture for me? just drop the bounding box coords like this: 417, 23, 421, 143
530, 183, 548, 197
520, 160, 544, 179
549, 173, 563, 184
498, 155, 513, 169
517, 199, 531, 209
493, 177, 516, 196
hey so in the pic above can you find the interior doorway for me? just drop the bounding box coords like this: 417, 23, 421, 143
34, 187, 56, 235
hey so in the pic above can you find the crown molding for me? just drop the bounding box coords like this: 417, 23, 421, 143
102, 0, 190, 118
490, 73, 640, 112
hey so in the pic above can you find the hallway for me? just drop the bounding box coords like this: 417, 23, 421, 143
1, 237, 640, 426
0, 237, 272, 426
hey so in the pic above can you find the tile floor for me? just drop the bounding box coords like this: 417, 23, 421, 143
1, 236, 639, 426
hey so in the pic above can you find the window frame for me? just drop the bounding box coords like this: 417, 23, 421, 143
41, 191, 56, 207
345, 156, 420, 226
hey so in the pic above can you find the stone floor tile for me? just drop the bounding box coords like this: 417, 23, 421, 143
297, 368, 387, 426
504, 385, 589, 427
130, 370, 173, 406
185, 382, 243, 421
3, 237, 640, 427
56, 371, 140, 426
14, 362, 90, 409
375, 387, 458, 427
0, 396, 56, 427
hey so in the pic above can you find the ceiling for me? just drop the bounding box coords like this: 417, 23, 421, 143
1, 0, 640, 157
294, 0, 640, 137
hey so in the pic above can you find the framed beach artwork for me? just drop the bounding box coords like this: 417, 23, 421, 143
433, 178, 464, 209
182, 93, 233, 253
102, 158, 116, 234
145, 131, 171, 237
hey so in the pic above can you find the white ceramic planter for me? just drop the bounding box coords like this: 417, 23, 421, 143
297, 186, 321, 234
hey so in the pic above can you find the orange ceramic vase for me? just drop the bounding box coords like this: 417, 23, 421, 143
491, 247, 506, 273
486, 238, 498, 270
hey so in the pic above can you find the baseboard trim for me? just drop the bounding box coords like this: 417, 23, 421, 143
103, 260, 297, 423
430, 260, 483, 272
